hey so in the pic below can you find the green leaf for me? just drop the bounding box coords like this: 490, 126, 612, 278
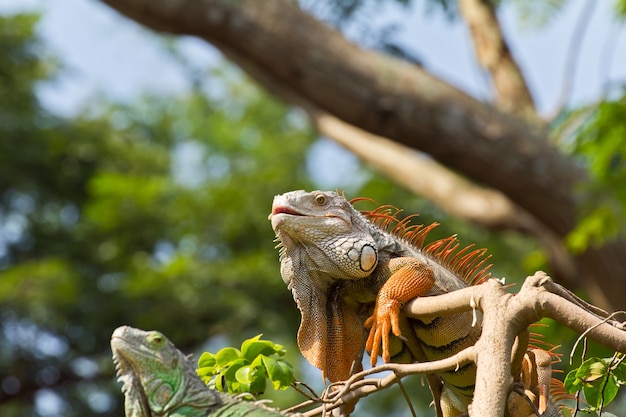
196, 334, 295, 395
197, 352, 216, 369
582, 373, 618, 410
565, 357, 605, 393
234, 358, 267, 395
235, 364, 255, 384
566, 357, 624, 410
261, 355, 295, 390
241, 334, 285, 362
612, 361, 626, 384
564, 368, 582, 394
582, 360, 608, 384
222, 361, 246, 392
215, 347, 241, 366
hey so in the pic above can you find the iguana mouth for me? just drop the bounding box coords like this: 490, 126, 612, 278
272, 206, 304, 216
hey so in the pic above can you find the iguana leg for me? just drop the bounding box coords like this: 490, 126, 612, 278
364, 257, 435, 365
526, 349, 554, 415
508, 348, 557, 417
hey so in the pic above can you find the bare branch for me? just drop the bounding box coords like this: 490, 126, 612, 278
311, 109, 523, 229
402, 272, 626, 354
551, 0, 597, 119
458, 0, 538, 123
285, 271, 626, 416
301, 347, 477, 416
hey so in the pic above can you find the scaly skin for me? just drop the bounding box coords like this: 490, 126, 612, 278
111, 326, 289, 417
270, 190, 563, 417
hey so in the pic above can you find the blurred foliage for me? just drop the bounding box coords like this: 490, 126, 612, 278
509, 0, 568, 30
617, 0, 626, 20
0, 12, 318, 416
561, 97, 626, 253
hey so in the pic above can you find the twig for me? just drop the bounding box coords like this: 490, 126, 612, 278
301, 347, 476, 416
396, 378, 417, 417
569, 311, 625, 365
550, 0, 597, 119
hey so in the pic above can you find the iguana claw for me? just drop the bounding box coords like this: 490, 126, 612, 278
365, 299, 403, 365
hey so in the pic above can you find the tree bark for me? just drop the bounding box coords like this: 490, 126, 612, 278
98, 0, 626, 310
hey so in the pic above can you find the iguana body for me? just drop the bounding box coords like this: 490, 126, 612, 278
111, 326, 289, 417
270, 190, 563, 417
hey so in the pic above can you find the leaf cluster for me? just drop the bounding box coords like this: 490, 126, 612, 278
565, 98, 626, 253
565, 355, 626, 415
197, 335, 295, 396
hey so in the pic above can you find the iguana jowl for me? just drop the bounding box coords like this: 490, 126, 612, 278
111, 326, 289, 417
269, 190, 562, 417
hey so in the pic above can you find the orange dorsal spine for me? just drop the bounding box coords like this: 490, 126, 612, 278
353, 200, 492, 286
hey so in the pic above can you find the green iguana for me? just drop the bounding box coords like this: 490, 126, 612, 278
269, 190, 564, 417
111, 326, 290, 417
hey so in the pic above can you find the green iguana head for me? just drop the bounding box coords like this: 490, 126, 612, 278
111, 326, 220, 417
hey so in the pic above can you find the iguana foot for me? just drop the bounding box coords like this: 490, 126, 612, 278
364, 257, 435, 365
365, 298, 403, 364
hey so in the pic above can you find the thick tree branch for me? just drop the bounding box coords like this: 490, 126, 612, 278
312, 109, 522, 229
98, 0, 626, 310
97, 0, 578, 232
404, 273, 626, 351
458, 0, 538, 123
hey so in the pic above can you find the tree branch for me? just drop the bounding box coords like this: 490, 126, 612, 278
458, 0, 538, 123
292, 272, 626, 416
97, 0, 626, 310
403, 272, 626, 353
97, 0, 580, 232
311, 109, 523, 229
550, 0, 597, 119
300, 347, 477, 416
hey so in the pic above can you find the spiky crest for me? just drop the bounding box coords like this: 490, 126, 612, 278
527, 326, 562, 361
351, 200, 492, 286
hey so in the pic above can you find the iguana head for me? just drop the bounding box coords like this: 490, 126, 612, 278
111, 326, 220, 417
269, 190, 381, 382
270, 190, 378, 280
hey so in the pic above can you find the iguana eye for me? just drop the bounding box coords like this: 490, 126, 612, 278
147, 332, 165, 347
314, 194, 326, 205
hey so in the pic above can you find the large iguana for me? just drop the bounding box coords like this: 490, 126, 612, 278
269, 190, 564, 417
111, 326, 290, 417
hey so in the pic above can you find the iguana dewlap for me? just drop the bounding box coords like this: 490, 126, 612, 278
270, 190, 563, 417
